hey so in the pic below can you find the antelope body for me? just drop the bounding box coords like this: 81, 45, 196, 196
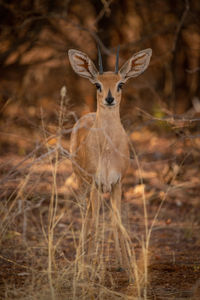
70, 72, 129, 193
68, 46, 152, 268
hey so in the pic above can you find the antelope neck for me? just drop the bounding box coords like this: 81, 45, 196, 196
94, 104, 121, 130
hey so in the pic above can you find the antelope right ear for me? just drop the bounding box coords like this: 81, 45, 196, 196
119, 48, 152, 82
68, 49, 98, 83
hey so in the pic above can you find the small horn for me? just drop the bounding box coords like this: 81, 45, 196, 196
115, 45, 120, 74
98, 46, 103, 74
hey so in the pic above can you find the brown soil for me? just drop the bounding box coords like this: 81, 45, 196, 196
0, 110, 200, 299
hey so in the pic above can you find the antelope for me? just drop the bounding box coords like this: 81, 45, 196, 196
68, 46, 152, 269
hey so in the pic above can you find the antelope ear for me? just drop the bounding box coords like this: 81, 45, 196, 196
119, 49, 152, 82
68, 49, 98, 83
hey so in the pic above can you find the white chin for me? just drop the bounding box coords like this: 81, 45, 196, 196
104, 102, 116, 107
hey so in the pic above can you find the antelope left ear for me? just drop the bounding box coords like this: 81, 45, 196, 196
119, 48, 152, 82
68, 49, 98, 83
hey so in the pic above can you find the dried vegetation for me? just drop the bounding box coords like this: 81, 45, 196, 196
0, 0, 200, 299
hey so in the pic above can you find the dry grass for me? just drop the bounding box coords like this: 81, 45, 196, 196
1, 87, 200, 299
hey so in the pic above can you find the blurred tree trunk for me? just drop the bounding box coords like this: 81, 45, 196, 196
0, 0, 200, 116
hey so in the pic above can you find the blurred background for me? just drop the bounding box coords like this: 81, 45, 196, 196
1, 2, 200, 298
0, 0, 200, 131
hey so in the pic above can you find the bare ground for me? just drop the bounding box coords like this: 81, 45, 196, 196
0, 111, 200, 299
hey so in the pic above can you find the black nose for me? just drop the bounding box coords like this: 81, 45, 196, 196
106, 96, 114, 105
105, 89, 114, 105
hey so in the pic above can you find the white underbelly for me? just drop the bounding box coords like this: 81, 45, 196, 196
94, 157, 121, 193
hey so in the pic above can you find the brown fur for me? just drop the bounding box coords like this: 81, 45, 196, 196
68, 48, 151, 270
70, 72, 129, 193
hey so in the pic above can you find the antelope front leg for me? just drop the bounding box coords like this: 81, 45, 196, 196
87, 184, 101, 262
76, 186, 92, 275
79, 183, 101, 266
110, 181, 129, 270
81, 199, 92, 256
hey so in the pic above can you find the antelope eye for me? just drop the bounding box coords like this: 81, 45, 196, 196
95, 83, 102, 92
117, 82, 124, 92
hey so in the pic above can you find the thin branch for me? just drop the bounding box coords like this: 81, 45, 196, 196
94, 0, 114, 25
68, 21, 111, 55
18, 13, 112, 55
186, 67, 200, 74
136, 107, 200, 126
172, 0, 190, 53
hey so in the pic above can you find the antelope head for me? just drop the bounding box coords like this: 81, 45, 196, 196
68, 46, 152, 109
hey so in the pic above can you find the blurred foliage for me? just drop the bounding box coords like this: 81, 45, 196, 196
0, 0, 200, 118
